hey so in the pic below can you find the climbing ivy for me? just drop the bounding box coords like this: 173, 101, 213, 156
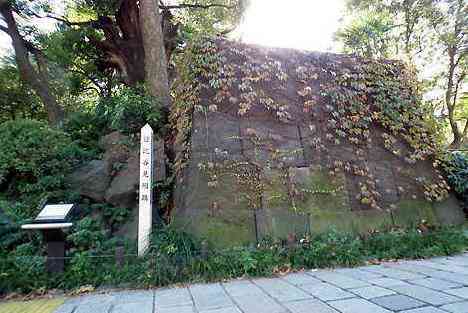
171, 38, 450, 212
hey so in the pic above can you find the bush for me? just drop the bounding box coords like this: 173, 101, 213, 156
63, 111, 107, 155
1, 225, 467, 295
99, 85, 166, 134
0, 119, 84, 219
443, 152, 468, 212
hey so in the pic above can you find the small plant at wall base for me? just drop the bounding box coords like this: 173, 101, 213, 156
1, 224, 467, 295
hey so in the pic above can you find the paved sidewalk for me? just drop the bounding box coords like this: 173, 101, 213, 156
54, 253, 468, 313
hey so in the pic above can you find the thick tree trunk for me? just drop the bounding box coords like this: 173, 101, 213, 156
139, 0, 170, 107
88, 0, 177, 92
0, 2, 64, 126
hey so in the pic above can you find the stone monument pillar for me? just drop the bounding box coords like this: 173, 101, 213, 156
138, 124, 154, 256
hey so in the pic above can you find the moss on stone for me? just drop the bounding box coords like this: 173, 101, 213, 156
198, 213, 254, 247
392, 199, 437, 226
292, 167, 349, 214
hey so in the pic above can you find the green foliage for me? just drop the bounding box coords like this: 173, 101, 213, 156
338, 0, 467, 147
1, 225, 467, 294
0, 61, 45, 123
67, 217, 108, 252
335, 12, 394, 58
363, 226, 468, 259
0, 119, 85, 219
175, 0, 247, 42
100, 86, 165, 134
443, 152, 468, 208
63, 111, 107, 155
0, 242, 47, 294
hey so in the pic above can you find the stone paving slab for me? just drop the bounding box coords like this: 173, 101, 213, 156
112, 301, 153, 313
349, 286, 395, 299
440, 300, 468, 313
230, 295, 287, 313
283, 299, 339, 313
311, 271, 371, 289
155, 287, 193, 308
111, 290, 153, 304
412, 260, 468, 275
423, 269, 468, 285
189, 283, 234, 311
199, 307, 242, 313
383, 262, 441, 276
254, 278, 312, 302
300, 282, 355, 301
223, 280, 287, 313
282, 272, 322, 286
328, 298, 392, 313
334, 268, 383, 281
362, 265, 427, 280
371, 294, 425, 311
387, 284, 462, 306
158, 306, 195, 313
408, 277, 462, 291
73, 303, 111, 313
400, 307, 448, 313
444, 287, 468, 299
52, 253, 468, 313
367, 277, 411, 287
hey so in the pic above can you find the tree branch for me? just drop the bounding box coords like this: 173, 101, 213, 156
28, 11, 96, 27
452, 71, 466, 108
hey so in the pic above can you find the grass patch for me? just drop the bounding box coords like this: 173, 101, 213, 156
1, 225, 467, 295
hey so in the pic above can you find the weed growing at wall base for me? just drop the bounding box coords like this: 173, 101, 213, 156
0, 225, 467, 295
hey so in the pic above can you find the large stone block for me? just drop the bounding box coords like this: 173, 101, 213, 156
69, 160, 111, 202
241, 119, 305, 167
192, 111, 242, 155
172, 155, 256, 247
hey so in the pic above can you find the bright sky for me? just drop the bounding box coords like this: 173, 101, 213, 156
236, 0, 345, 52
0, 0, 345, 58
0, 0, 65, 58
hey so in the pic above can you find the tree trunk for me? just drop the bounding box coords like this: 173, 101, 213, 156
0, 2, 64, 126
446, 48, 462, 149
139, 0, 170, 107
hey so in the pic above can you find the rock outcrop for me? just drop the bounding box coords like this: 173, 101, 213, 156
70, 131, 167, 232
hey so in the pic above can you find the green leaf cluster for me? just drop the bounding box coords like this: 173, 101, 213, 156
0, 119, 83, 219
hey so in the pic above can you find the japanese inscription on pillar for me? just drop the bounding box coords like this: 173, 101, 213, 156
138, 124, 153, 256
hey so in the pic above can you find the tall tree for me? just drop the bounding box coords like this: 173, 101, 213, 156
0, 0, 64, 126
338, 0, 467, 148
335, 12, 395, 58
140, 0, 169, 106
429, 0, 467, 148
0, 60, 44, 122
51, 0, 242, 90
344, 0, 433, 62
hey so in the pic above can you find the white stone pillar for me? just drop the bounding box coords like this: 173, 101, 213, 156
138, 124, 154, 256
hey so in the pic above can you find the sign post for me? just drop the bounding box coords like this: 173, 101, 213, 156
21, 203, 76, 273
138, 124, 154, 256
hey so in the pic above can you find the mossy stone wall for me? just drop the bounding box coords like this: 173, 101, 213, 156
171, 39, 464, 247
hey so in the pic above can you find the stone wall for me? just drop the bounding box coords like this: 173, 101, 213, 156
172, 39, 464, 247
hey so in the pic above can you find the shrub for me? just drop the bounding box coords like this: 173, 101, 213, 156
1, 225, 467, 294
443, 152, 468, 212
0, 119, 84, 219
63, 111, 107, 155
0, 243, 47, 294
99, 85, 166, 134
